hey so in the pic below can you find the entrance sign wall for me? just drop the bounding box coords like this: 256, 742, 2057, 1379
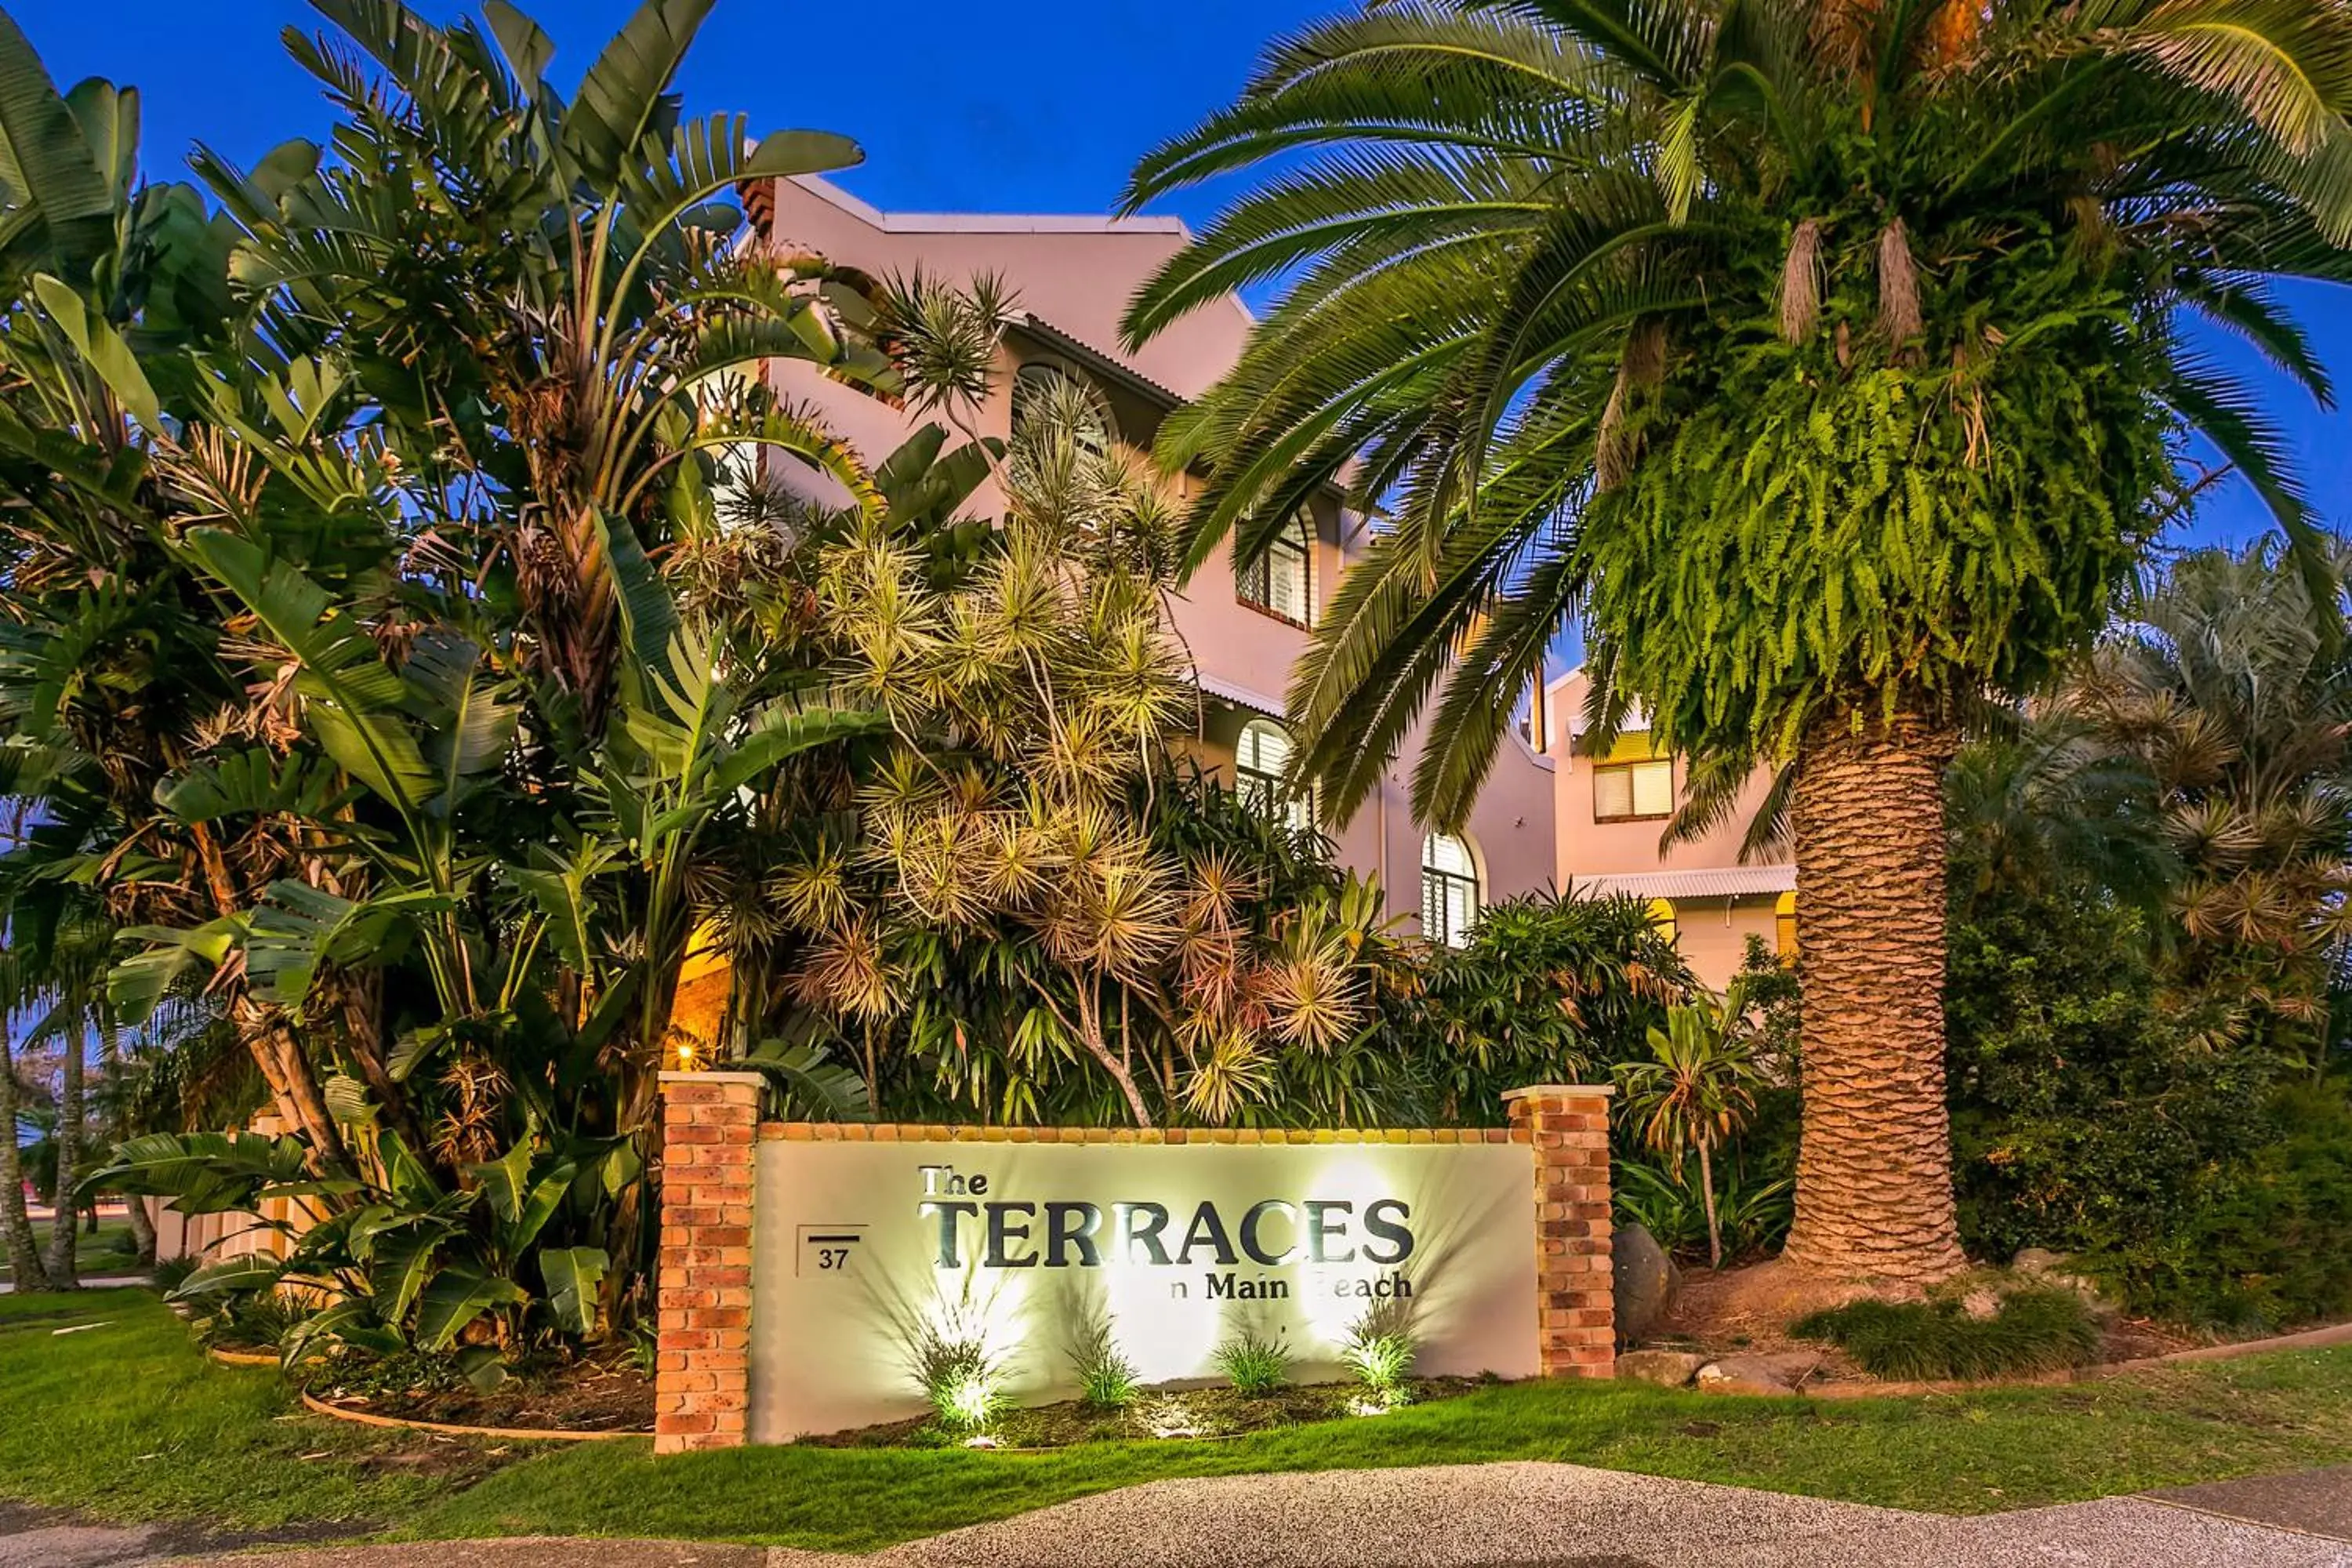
652, 1073, 1615, 1452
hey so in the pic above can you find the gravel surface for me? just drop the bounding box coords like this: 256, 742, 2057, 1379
874, 1461, 2352, 1568
13, 1460, 2347, 1567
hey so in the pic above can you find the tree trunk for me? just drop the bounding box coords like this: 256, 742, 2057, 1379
101, 1012, 157, 1266
1698, 1142, 1721, 1270
43, 1027, 82, 1290
1781, 711, 1966, 1283
230, 998, 353, 1181
0, 1033, 49, 1292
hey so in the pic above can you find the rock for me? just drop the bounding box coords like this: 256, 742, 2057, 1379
1616, 1349, 1708, 1388
2010, 1248, 2111, 1308
1613, 1222, 1681, 1345
1695, 1351, 1820, 1396
2012, 1247, 2067, 1276
1962, 1289, 2001, 1320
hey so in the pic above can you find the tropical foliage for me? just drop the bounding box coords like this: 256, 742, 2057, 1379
0, 0, 887, 1350
1617, 983, 1773, 1266
1120, 0, 2352, 1279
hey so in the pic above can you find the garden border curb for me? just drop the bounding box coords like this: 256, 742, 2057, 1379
298, 1388, 649, 1443
205, 1345, 278, 1368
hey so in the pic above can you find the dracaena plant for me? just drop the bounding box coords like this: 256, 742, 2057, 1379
764, 335, 1415, 1128
1121, 0, 2352, 1279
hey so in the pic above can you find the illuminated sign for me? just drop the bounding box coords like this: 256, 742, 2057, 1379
747, 1134, 1538, 1440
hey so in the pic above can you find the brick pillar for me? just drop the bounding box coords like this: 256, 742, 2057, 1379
655, 1071, 760, 1454
1504, 1084, 1617, 1378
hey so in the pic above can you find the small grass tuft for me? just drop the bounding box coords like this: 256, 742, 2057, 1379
1339, 1301, 1417, 1406
1066, 1308, 1141, 1410
1214, 1328, 1291, 1396
1791, 1288, 2102, 1381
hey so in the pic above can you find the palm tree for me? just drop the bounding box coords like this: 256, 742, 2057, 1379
1618, 984, 1769, 1268
1120, 0, 2352, 1279
2069, 541, 2352, 1054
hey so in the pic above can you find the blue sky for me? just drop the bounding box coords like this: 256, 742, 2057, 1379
14, 0, 2350, 548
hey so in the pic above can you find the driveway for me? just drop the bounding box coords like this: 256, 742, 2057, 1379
9, 1461, 2347, 1568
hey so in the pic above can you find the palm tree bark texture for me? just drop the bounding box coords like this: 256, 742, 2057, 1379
1784, 713, 1965, 1281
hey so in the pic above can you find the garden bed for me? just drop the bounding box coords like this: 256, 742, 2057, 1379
303, 1349, 654, 1436
808, 1377, 1491, 1450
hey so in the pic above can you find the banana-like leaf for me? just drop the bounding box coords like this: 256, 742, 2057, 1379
404, 630, 521, 819
321, 1073, 376, 1126
590, 506, 681, 695
31, 274, 161, 430
560, 0, 713, 189
166, 1254, 288, 1300
157, 748, 352, 826
367, 1220, 456, 1325
466, 1140, 535, 1226
244, 880, 454, 1005
107, 918, 239, 1024
539, 1246, 608, 1337
281, 1298, 405, 1366
60, 77, 134, 205
482, 0, 555, 95
182, 530, 433, 818
413, 1266, 527, 1352
709, 702, 885, 800
0, 10, 115, 270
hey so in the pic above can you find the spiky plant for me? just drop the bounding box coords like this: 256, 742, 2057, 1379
1122, 0, 2352, 1279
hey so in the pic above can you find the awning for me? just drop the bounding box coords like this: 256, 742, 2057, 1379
1573, 866, 1796, 901
1194, 672, 1286, 719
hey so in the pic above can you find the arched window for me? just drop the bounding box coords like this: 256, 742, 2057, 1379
1421, 833, 1481, 947
1776, 890, 1798, 957
1238, 508, 1313, 626
1011, 360, 1113, 454
1236, 719, 1312, 831
1647, 897, 1679, 947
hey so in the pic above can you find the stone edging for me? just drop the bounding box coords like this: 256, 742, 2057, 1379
298, 1388, 648, 1443
205, 1345, 279, 1368
757, 1123, 1531, 1145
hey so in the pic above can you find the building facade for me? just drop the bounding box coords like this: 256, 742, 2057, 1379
1542, 669, 1796, 989
744, 174, 1558, 940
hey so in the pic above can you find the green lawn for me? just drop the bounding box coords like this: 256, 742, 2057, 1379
0, 1218, 137, 1282
6, 1287, 2352, 1552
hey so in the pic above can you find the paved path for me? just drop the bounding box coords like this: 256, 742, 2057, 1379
9, 1461, 2349, 1568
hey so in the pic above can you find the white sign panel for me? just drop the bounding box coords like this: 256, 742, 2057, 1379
748, 1134, 1539, 1440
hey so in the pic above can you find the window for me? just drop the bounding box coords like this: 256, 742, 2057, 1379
1647, 898, 1679, 946
1011, 361, 1112, 454
1421, 833, 1481, 947
1238, 510, 1313, 626
1776, 890, 1798, 957
1236, 719, 1312, 830
1593, 757, 1675, 822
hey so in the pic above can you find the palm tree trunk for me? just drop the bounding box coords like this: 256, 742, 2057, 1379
44, 1028, 82, 1288
1781, 711, 1966, 1283
0, 1032, 49, 1292
100, 1011, 156, 1266
1698, 1142, 1721, 1269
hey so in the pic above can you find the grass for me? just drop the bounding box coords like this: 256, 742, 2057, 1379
1791, 1289, 2104, 1381
7, 1287, 2352, 1552
0, 1217, 136, 1283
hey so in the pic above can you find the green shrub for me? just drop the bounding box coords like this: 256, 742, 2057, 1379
2100, 1084, 2352, 1330
1213, 1330, 1290, 1396
914, 1324, 1009, 1435
1942, 872, 2352, 1327
151, 1254, 200, 1294
1613, 1153, 1793, 1262
1065, 1309, 1140, 1410
1338, 1301, 1416, 1404
1791, 1289, 2102, 1381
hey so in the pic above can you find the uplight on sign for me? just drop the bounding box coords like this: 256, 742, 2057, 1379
747, 1134, 1538, 1439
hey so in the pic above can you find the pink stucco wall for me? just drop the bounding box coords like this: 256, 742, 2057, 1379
750, 176, 1557, 932
1544, 670, 1792, 989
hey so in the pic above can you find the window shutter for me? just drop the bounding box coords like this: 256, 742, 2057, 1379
1594, 766, 1634, 820
1632, 759, 1675, 818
